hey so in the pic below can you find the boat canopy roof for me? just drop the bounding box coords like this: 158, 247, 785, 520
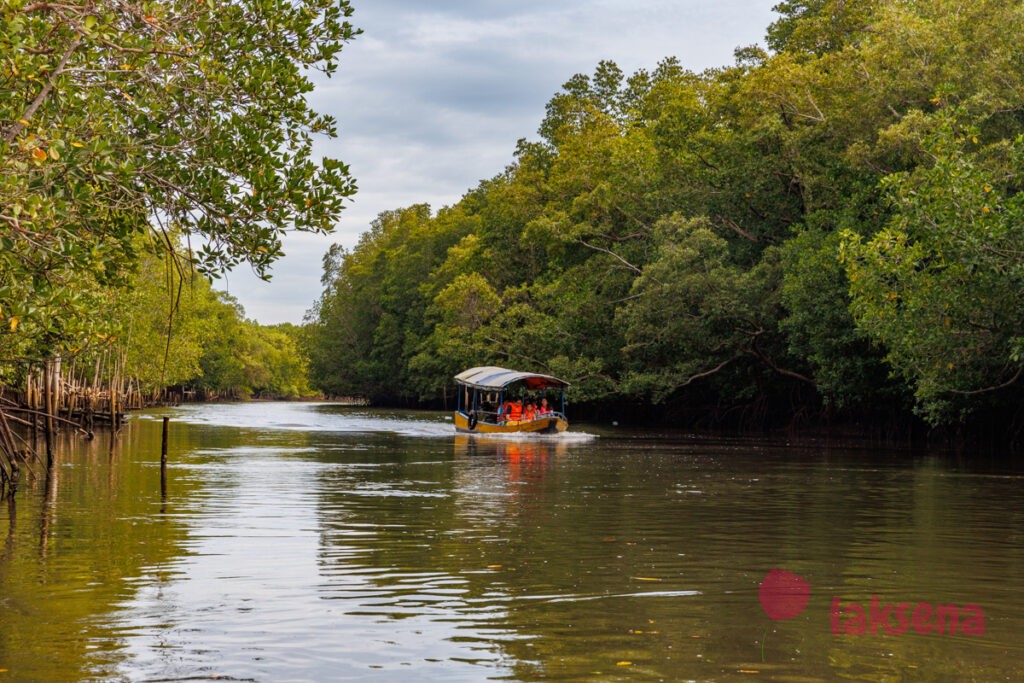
454, 366, 569, 391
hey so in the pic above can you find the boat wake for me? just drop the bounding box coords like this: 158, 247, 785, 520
457, 429, 597, 444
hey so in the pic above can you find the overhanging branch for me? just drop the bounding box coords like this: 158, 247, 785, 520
5, 33, 83, 143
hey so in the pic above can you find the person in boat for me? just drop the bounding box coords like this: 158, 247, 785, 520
538, 397, 551, 416
505, 398, 523, 424
480, 400, 496, 424
523, 400, 537, 422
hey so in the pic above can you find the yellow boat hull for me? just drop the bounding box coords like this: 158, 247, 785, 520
454, 411, 567, 434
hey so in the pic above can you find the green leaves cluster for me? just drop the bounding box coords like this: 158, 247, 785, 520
842, 121, 1024, 421
306, 0, 1024, 426
2, 0, 357, 365
104, 248, 313, 399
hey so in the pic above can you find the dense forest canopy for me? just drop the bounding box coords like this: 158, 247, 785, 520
306, 0, 1024, 430
1, 0, 357, 399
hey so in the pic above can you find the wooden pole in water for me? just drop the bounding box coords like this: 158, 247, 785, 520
42, 360, 54, 467
30, 367, 38, 451
0, 410, 14, 486
114, 353, 125, 431
110, 358, 118, 431
161, 416, 169, 496
64, 359, 74, 424
53, 356, 62, 423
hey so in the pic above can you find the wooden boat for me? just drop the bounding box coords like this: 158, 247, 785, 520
453, 366, 569, 434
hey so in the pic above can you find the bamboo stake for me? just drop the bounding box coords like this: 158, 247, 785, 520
0, 413, 14, 484
65, 363, 77, 425
113, 355, 121, 431
0, 407, 30, 481
53, 357, 62, 421
25, 370, 33, 415
0, 406, 92, 437
42, 360, 54, 466
161, 416, 169, 497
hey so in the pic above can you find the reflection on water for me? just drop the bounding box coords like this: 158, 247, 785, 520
1, 402, 1023, 681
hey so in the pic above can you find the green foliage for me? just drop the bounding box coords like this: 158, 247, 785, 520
617, 216, 798, 402
767, 0, 882, 55
1, 0, 358, 359
190, 292, 315, 399
0, 0, 356, 407
843, 119, 1024, 422
112, 253, 206, 390
226, 323, 313, 399
304, 0, 1024, 428
779, 227, 898, 409
15, 237, 315, 400
305, 205, 471, 401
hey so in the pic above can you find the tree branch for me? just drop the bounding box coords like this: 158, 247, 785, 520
747, 328, 816, 385
804, 88, 826, 123
676, 355, 740, 388
96, 37, 187, 57
577, 239, 645, 276
480, 335, 555, 377
949, 366, 1023, 396
712, 215, 759, 242
4, 33, 83, 143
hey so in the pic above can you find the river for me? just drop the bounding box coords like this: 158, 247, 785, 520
0, 402, 1022, 681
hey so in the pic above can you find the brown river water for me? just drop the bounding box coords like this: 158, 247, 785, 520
0, 402, 1022, 681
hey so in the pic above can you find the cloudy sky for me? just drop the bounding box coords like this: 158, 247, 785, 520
222, 0, 779, 324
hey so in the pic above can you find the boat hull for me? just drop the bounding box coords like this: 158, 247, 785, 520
454, 411, 568, 434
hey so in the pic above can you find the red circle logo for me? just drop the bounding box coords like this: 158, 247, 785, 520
759, 568, 811, 620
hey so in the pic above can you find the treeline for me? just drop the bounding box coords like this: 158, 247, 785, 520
1, 0, 358, 455
0, 240, 313, 402
305, 0, 1024, 434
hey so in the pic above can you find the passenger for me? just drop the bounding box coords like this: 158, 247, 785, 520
538, 397, 552, 416
506, 398, 523, 423
523, 400, 537, 422
499, 399, 514, 424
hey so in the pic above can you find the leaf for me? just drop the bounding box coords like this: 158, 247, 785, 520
32, 147, 46, 161
10, 317, 18, 331
49, 146, 60, 160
